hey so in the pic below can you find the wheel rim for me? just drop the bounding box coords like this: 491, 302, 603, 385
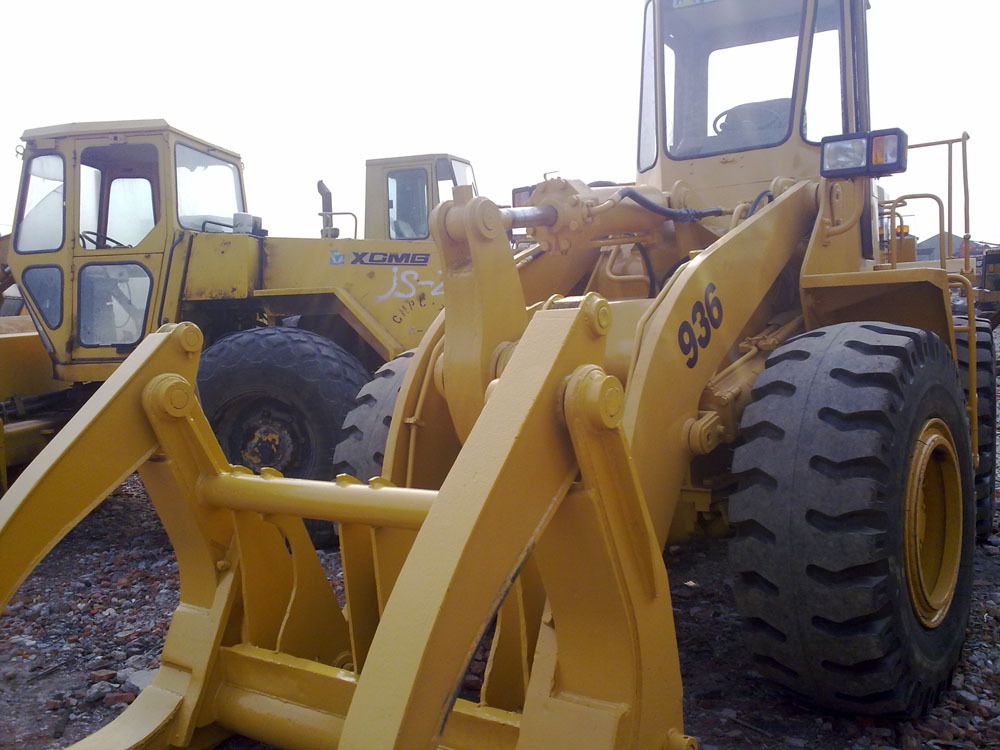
904, 418, 964, 628
218, 397, 312, 476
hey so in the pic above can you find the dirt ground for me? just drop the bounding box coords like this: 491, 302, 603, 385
1, 479, 999, 749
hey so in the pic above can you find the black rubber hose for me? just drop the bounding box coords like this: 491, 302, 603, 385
0, 391, 71, 421
659, 257, 690, 288
747, 190, 774, 217
635, 243, 657, 298
619, 187, 725, 223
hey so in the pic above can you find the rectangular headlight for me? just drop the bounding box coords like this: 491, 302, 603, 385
822, 135, 868, 176
820, 128, 908, 179
869, 128, 908, 175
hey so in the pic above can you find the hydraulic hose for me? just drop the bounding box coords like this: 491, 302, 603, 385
0, 391, 73, 421
635, 243, 657, 298
747, 190, 774, 217
618, 188, 725, 223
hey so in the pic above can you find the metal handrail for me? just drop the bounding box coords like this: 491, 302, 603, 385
881, 194, 946, 270
907, 133, 972, 272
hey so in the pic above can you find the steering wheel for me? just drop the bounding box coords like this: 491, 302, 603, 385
712, 104, 785, 135
79, 230, 128, 249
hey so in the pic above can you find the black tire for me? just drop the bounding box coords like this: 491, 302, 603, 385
197, 327, 368, 546
333, 350, 415, 482
729, 322, 975, 717
954, 316, 997, 540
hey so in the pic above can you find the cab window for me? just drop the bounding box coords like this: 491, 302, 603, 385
78, 262, 152, 347
388, 168, 429, 240
661, 0, 806, 159
803, 0, 847, 142
434, 158, 478, 206
21, 266, 62, 328
176, 144, 244, 232
15, 154, 65, 254
79, 143, 159, 249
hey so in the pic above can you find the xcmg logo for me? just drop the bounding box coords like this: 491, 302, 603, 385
329, 250, 432, 267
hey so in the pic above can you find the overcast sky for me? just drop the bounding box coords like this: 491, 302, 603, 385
1, 0, 996, 244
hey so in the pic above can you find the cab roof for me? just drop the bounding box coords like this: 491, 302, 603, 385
366, 153, 471, 166
20, 119, 241, 160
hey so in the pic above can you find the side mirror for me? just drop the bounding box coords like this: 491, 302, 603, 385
821, 128, 908, 179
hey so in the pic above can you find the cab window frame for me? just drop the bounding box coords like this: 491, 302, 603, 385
800, 0, 850, 145
20, 264, 64, 329
76, 260, 154, 349
174, 142, 245, 233
661, 0, 810, 162
14, 151, 66, 255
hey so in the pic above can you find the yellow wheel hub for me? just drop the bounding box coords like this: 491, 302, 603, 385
904, 418, 964, 628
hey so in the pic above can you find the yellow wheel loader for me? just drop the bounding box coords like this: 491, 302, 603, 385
0, 0, 994, 748
0, 123, 477, 529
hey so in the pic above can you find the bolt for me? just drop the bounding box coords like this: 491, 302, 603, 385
599, 376, 625, 428
177, 324, 203, 353
147, 375, 195, 418
581, 294, 612, 337
572, 366, 625, 430
167, 385, 190, 413
473, 199, 503, 239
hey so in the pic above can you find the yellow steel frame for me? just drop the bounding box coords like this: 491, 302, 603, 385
0, 311, 695, 749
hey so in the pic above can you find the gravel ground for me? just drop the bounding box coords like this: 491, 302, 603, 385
1, 439, 999, 748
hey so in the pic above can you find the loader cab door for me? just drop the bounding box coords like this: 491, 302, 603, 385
364, 155, 477, 240
11, 134, 169, 373
72, 139, 166, 361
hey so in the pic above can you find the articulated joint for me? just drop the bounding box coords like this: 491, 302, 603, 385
440, 192, 507, 245
565, 365, 625, 431
684, 410, 725, 455
140, 323, 205, 419
144, 374, 197, 419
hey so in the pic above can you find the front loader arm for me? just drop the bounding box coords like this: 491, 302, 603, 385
0, 308, 694, 747
0, 323, 204, 607
340, 292, 689, 749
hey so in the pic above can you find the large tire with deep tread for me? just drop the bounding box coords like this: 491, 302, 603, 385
197, 327, 369, 545
729, 322, 975, 717
954, 316, 997, 540
333, 350, 415, 482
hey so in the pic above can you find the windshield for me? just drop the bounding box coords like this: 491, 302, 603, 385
433, 158, 478, 207
451, 160, 477, 193
79, 142, 159, 249
659, 0, 806, 159
175, 144, 245, 232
